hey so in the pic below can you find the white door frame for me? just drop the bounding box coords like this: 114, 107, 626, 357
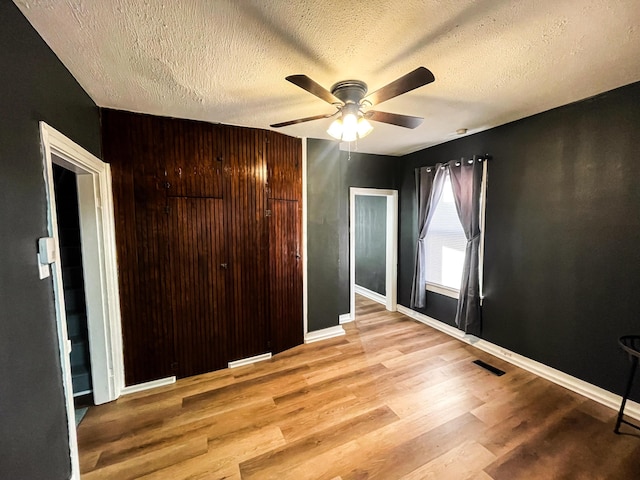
349, 187, 398, 319
40, 122, 124, 478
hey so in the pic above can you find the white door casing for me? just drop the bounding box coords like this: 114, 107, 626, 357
40, 121, 124, 479
349, 187, 398, 319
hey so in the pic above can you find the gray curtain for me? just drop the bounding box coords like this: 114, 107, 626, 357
449, 158, 483, 335
411, 165, 446, 308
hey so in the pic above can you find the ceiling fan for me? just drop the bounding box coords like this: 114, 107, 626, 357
270, 67, 435, 142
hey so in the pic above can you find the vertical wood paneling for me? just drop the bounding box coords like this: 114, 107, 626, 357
103, 111, 174, 385
266, 132, 303, 354
165, 120, 223, 198
266, 131, 302, 200
134, 114, 175, 383
103, 109, 303, 385
169, 198, 228, 377
223, 127, 270, 361
269, 200, 303, 353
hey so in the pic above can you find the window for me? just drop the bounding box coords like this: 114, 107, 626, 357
425, 171, 467, 297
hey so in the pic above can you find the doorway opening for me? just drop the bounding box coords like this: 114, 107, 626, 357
52, 164, 94, 414
349, 188, 398, 320
40, 122, 123, 479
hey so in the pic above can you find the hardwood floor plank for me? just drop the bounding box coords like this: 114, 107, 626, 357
79, 450, 100, 473
77, 412, 168, 452
398, 440, 496, 480
485, 408, 640, 479
182, 365, 310, 408
340, 413, 486, 480
282, 413, 486, 480
239, 406, 398, 479
278, 394, 384, 443
303, 351, 401, 386
466, 471, 495, 480
77, 296, 640, 479
139, 426, 285, 480
273, 363, 387, 406
476, 381, 584, 458
83, 435, 208, 480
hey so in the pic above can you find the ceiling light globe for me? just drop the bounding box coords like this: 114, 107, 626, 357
342, 112, 358, 130
357, 118, 373, 138
327, 118, 343, 140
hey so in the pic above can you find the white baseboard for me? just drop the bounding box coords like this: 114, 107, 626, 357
398, 305, 465, 340
339, 313, 354, 324
354, 284, 386, 305
397, 305, 640, 421
305, 325, 346, 344
228, 352, 272, 368
121, 376, 176, 395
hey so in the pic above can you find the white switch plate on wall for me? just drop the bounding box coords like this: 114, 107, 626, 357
38, 237, 57, 264
37, 253, 50, 279
37, 237, 56, 280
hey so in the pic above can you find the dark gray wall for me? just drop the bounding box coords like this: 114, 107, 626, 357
338, 151, 397, 312
0, 3, 102, 478
399, 81, 640, 401
307, 138, 342, 331
355, 195, 387, 294
307, 145, 397, 328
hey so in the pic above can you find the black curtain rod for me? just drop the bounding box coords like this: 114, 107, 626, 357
422, 153, 491, 172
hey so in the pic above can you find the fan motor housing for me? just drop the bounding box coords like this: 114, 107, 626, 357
330, 80, 368, 104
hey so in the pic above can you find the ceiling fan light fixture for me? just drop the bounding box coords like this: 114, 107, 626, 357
327, 109, 373, 142
274, 67, 434, 139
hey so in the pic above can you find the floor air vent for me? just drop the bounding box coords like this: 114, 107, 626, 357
473, 359, 506, 376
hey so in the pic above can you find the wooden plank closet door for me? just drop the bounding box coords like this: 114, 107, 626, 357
268, 199, 303, 353
168, 197, 229, 377
266, 132, 303, 354
223, 127, 270, 361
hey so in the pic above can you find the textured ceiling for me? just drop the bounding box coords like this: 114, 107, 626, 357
14, 0, 640, 156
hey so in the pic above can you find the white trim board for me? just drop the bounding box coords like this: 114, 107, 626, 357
42, 122, 125, 405
397, 305, 640, 421
40, 122, 124, 480
302, 138, 309, 338
121, 377, 176, 395
228, 352, 272, 368
339, 313, 354, 324
305, 325, 346, 344
354, 285, 386, 306
349, 188, 398, 320
426, 282, 459, 300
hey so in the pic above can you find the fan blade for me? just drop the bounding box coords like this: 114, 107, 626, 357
286, 75, 340, 104
271, 112, 337, 128
364, 110, 424, 129
364, 67, 435, 106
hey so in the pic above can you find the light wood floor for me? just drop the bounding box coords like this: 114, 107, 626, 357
78, 296, 640, 479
